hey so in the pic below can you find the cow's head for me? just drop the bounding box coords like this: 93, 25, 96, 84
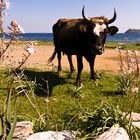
82, 6, 118, 55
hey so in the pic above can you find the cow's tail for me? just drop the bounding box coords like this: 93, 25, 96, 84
48, 22, 60, 64
48, 48, 57, 64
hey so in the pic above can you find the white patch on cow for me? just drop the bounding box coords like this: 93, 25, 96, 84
93, 23, 107, 36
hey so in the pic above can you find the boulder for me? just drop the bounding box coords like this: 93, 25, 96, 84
126, 112, 140, 121
13, 121, 33, 140
96, 125, 130, 140
26, 130, 79, 140
126, 112, 140, 129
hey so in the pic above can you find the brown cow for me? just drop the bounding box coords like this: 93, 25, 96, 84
48, 6, 118, 86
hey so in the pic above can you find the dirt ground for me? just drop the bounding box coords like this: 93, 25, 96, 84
1, 45, 120, 73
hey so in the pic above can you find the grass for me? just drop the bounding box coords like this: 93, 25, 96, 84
17, 41, 54, 46
1, 68, 140, 133
106, 41, 140, 50
1, 41, 140, 138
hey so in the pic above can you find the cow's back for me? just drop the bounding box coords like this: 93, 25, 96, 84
53, 18, 88, 55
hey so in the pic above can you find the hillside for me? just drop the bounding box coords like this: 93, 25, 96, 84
125, 29, 140, 33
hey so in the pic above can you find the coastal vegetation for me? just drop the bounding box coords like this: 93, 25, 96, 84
0, 56, 140, 139
1, 41, 140, 139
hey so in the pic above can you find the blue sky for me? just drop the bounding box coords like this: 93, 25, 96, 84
5, 0, 140, 33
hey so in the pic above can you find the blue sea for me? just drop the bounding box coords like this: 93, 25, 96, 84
2, 32, 140, 44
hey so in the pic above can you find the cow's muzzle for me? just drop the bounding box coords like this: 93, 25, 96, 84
96, 46, 105, 55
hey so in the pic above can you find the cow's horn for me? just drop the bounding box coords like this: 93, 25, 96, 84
107, 8, 117, 24
82, 6, 90, 21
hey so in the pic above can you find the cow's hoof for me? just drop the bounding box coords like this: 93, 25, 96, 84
70, 68, 76, 73
91, 74, 100, 80
57, 70, 62, 74
75, 81, 82, 87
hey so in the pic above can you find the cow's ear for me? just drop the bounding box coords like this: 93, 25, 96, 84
108, 26, 119, 35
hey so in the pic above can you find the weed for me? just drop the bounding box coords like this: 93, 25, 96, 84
116, 46, 140, 94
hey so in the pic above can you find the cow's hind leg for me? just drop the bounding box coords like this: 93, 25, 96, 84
76, 55, 83, 86
67, 55, 75, 73
57, 50, 62, 73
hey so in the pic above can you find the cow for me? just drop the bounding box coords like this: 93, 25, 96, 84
48, 6, 118, 86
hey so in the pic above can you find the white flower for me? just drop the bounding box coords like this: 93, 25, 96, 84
115, 46, 122, 51
127, 69, 132, 74
115, 48, 119, 52
126, 50, 131, 55
17, 24, 25, 33
25, 44, 36, 54
5, 1, 10, 9
131, 87, 139, 93
8, 20, 25, 33
132, 50, 138, 55
3, 12, 9, 16
118, 46, 122, 49
128, 58, 135, 63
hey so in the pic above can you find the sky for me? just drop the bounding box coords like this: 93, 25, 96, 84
4, 0, 140, 33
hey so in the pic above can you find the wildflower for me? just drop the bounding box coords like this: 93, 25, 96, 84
4, 1, 10, 10
115, 46, 122, 51
0, 0, 10, 10
127, 69, 132, 75
8, 20, 25, 33
3, 12, 9, 16
17, 24, 25, 33
132, 50, 138, 55
115, 47, 119, 52
128, 58, 135, 63
131, 87, 139, 93
25, 42, 36, 54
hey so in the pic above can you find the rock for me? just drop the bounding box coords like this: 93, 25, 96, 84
96, 125, 130, 140
126, 112, 140, 121
26, 130, 79, 140
13, 121, 33, 140
125, 112, 140, 129
132, 122, 140, 128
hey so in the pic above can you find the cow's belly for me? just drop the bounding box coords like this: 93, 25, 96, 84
61, 44, 77, 55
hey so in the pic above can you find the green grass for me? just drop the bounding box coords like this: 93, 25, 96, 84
1, 68, 140, 134
106, 41, 140, 50
17, 41, 54, 46
36, 41, 54, 46
1, 41, 140, 138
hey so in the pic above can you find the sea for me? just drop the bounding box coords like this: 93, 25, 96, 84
1, 32, 140, 44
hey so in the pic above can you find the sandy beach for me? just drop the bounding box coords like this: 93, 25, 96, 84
0, 45, 120, 73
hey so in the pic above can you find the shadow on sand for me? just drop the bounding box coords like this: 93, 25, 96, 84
23, 69, 66, 97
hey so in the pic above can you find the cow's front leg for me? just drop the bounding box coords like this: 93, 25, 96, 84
76, 55, 83, 86
67, 55, 75, 73
57, 50, 62, 73
89, 61, 99, 80
89, 58, 96, 80
85, 55, 97, 80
